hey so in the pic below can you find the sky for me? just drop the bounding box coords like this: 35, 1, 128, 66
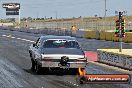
0, 0, 131, 19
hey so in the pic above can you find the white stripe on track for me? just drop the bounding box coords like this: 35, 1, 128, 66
2, 34, 35, 43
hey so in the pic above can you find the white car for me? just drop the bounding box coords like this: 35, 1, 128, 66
29, 35, 87, 74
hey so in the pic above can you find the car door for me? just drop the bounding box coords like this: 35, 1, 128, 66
32, 38, 41, 60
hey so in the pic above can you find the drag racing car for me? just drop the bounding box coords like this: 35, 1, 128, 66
29, 35, 87, 74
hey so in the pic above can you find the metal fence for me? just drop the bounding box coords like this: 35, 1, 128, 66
0, 26, 85, 38
20, 17, 132, 31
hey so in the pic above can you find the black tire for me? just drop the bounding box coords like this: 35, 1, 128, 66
79, 76, 87, 84
35, 62, 42, 74
70, 68, 78, 75
31, 59, 35, 71
29, 51, 32, 58
43, 67, 49, 75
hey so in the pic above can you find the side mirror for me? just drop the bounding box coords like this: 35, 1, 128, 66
33, 43, 36, 47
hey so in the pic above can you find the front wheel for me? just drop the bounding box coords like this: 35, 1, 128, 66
35, 62, 42, 74
31, 59, 35, 71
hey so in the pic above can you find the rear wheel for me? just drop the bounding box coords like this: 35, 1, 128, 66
79, 76, 87, 84
67, 68, 78, 75
72, 68, 78, 75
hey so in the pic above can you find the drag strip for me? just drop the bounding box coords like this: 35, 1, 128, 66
0, 29, 132, 88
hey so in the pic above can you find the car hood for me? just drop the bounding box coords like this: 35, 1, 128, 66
41, 48, 84, 55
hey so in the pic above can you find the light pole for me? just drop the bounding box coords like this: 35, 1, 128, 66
37, 11, 39, 19
55, 11, 58, 29
104, 0, 107, 17
56, 11, 58, 19
18, 3, 21, 27
115, 11, 127, 52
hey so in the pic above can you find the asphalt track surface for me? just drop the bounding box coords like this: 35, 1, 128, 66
0, 29, 132, 88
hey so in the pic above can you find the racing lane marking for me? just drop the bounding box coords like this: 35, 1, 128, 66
2, 35, 6, 37
11, 37, 15, 39
24, 39, 32, 42
17, 38, 21, 40
27, 40, 35, 43
89, 61, 132, 74
21, 39, 27, 41
2, 34, 35, 43
6, 36, 11, 37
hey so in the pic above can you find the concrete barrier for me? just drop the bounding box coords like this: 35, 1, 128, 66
123, 32, 132, 43
99, 31, 105, 40
84, 30, 96, 39
85, 31, 132, 43
97, 49, 132, 70
105, 32, 112, 41
76, 30, 85, 38
0, 23, 13, 26
96, 31, 100, 39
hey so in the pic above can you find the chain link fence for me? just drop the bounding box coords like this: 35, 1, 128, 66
20, 17, 132, 32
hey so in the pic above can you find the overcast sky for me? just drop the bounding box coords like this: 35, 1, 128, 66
0, 0, 131, 18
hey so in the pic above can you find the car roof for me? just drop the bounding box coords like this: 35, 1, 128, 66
40, 35, 76, 41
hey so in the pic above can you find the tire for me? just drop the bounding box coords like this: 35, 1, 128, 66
70, 68, 78, 75
35, 62, 42, 74
79, 76, 87, 84
29, 51, 33, 59
43, 67, 49, 75
31, 59, 35, 71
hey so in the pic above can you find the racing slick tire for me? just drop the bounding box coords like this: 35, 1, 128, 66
31, 59, 35, 71
70, 68, 78, 75
35, 62, 42, 74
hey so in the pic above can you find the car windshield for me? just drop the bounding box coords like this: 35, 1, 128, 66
43, 40, 80, 49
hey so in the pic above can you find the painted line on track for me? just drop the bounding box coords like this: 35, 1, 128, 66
11, 37, 15, 38
17, 38, 21, 40
21, 38, 28, 41
2, 34, 35, 43
2, 34, 6, 37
